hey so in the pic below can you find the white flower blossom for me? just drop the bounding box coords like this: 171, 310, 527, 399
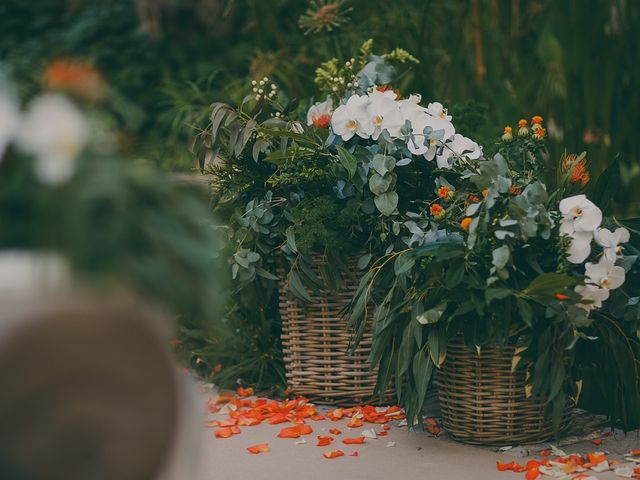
405, 109, 455, 158
367, 90, 403, 140
331, 94, 374, 141
426, 102, 452, 122
594, 227, 630, 261
16, 94, 88, 185
0, 92, 21, 160
437, 134, 483, 168
584, 257, 626, 291
306, 97, 333, 128
559, 194, 603, 264
574, 284, 610, 311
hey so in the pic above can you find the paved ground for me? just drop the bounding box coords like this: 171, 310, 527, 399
186, 383, 639, 480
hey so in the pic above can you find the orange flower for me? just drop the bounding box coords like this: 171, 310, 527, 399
316, 436, 333, 446
468, 194, 480, 203
437, 185, 454, 201
554, 293, 569, 301
502, 125, 513, 141
460, 217, 472, 231
376, 84, 400, 99
246, 443, 269, 454
342, 436, 365, 445
312, 114, 331, 129
430, 203, 445, 220
531, 115, 543, 124
509, 186, 522, 195
518, 119, 528, 128
481, 188, 490, 198
322, 450, 345, 459
569, 159, 590, 186
42, 58, 105, 102
532, 127, 546, 139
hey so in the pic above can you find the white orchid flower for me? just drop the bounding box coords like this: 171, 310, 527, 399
367, 92, 403, 140
16, 94, 88, 185
0, 92, 21, 160
331, 94, 374, 141
437, 134, 483, 168
559, 194, 603, 264
594, 227, 630, 261
575, 284, 610, 311
584, 257, 626, 290
306, 97, 333, 128
405, 110, 455, 157
559, 194, 603, 234
426, 102, 452, 122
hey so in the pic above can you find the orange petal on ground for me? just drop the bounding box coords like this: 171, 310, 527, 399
323, 450, 345, 459
496, 461, 517, 471
277, 427, 301, 438
213, 391, 236, 404
630, 449, 640, 456
425, 417, 438, 426
205, 420, 221, 427
316, 436, 333, 447
268, 413, 288, 424
218, 418, 238, 427
383, 425, 391, 431
214, 428, 234, 438
230, 426, 241, 435
342, 436, 365, 445
525, 460, 542, 470
295, 424, 313, 435
591, 439, 603, 445
586, 453, 606, 465
349, 451, 359, 456
237, 416, 261, 427
426, 425, 441, 436
525, 467, 541, 480
539, 450, 550, 457
246, 443, 269, 454
237, 387, 254, 397
310, 414, 325, 421
347, 417, 364, 428
329, 428, 342, 435
377, 431, 388, 437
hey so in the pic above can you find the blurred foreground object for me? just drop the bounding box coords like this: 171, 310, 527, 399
0, 291, 201, 480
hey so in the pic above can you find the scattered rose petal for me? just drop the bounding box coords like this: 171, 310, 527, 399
323, 450, 345, 459
278, 426, 301, 438
237, 387, 254, 397
591, 439, 603, 446
342, 436, 365, 445
329, 428, 342, 435
349, 451, 359, 457
295, 424, 313, 435
347, 417, 364, 428
317, 436, 333, 447
524, 467, 540, 480
246, 443, 269, 454
214, 427, 234, 438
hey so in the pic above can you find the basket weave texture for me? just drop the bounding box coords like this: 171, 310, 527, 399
438, 337, 572, 445
278, 254, 388, 405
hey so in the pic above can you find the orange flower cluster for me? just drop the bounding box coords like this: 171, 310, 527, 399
430, 203, 445, 220
208, 389, 406, 459
42, 58, 105, 102
561, 153, 590, 187
496, 449, 640, 479
437, 185, 455, 201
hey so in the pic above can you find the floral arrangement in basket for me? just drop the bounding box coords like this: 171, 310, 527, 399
346, 116, 640, 430
190, 40, 490, 388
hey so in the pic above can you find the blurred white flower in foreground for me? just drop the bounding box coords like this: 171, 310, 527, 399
16, 94, 88, 184
306, 97, 333, 128
574, 284, 610, 311
0, 92, 21, 160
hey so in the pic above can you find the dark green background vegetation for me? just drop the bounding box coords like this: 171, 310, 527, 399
1, 0, 638, 212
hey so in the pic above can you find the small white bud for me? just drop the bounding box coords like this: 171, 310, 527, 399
263, 76, 268, 82
258, 88, 264, 94
332, 86, 338, 91
347, 82, 352, 88
259, 80, 265, 86
251, 80, 257, 86
271, 84, 277, 90
252, 87, 258, 92
350, 57, 355, 63
255, 95, 261, 101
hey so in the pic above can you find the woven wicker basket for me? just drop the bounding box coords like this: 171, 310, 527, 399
438, 338, 572, 445
278, 254, 389, 405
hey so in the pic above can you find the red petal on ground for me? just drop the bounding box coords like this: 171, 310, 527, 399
630, 449, 640, 456
329, 428, 342, 435
349, 451, 359, 456
323, 450, 345, 459
214, 428, 234, 438
237, 387, 254, 397
525, 467, 540, 480
316, 436, 333, 447
246, 443, 269, 454
205, 420, 221, 427
591, 439, 603, 445
277, 427, 301, 438
586, 452, 607, 465
571, 475, 591, 480
310, 414, 325, 421
496, 461, 517, 471
425, 417, 438, 426
347, 417, 364, 428
230, 426, 241, 435
295, 424, 313, 435
268, 413, 288, 424
539, 450, 550, 457
237, 416, 261, 427
377, 431, 388, 437
342, 437, 365, 445
383, 425, 391, 431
